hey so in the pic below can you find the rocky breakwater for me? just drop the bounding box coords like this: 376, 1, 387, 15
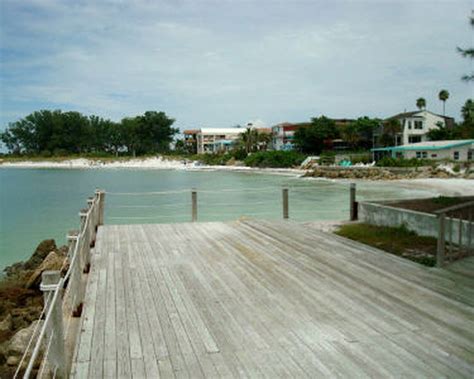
304, 166, 459, 180
0, 239, 67, 377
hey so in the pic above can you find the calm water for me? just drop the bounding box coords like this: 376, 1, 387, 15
0, 168, 434, 270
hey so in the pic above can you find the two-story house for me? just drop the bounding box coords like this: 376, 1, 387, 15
385, 110, 455, 145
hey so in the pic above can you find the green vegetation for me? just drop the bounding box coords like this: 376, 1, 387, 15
0, 110, 178, 156
244, 151, 305, 168
432, 196, 462, 207
427, 99, 474, 140
375, 156, 433, 167
336, 223, 437, 266
416, 97, 426, 110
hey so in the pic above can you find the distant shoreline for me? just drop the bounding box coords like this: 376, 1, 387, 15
0, 156, 307, 176
1, 156, 473, 196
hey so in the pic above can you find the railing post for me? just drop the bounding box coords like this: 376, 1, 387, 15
67, 231, 83, 315
87, 196, 96, 243
282, 187, 289, 219
79, 211, 88, 269
469, 208, 473, 254
437, 213, 446, 267
350, 183, 358, 221
192, 189, 198, 222
95, 189, 105, 226
40, 271, 66, 379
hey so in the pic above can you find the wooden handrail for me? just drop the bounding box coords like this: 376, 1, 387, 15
434, 200, 474, 215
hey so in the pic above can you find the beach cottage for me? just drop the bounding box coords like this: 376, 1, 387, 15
372, 139, 474, 161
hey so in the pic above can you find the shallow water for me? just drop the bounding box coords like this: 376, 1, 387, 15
0, 168, 434, 270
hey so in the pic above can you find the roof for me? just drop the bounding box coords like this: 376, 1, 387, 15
183, 129, 199, 134
200, 128, 244, 135
372, 139, 474, 152
386, 110, 455, 122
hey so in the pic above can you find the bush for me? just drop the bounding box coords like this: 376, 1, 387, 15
244, 151, 305, 168
375, 156, 432, 168
453, 164, 461, 173
232, 149, 248, 161
319, 151, 335, 165
193, 153, 233, 165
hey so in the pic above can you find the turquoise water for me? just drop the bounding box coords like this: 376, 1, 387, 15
0, 168, 433, 270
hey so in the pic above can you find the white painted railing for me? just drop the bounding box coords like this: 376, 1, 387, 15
16, 190, 105, 379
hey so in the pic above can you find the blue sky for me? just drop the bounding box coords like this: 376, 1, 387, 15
0, 0, 473, 131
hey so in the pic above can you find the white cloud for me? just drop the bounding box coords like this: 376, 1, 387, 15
1, 0, 472, 130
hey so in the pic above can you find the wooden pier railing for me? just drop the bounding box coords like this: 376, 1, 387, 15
16, 184, 358, 378
17, 190, 105, 379
436, 200, 474, 267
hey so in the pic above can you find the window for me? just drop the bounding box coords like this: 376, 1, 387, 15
408, 121, 412, 129
422, 152, 427, 158
409, 135, 422, 144
416, 152, 422, 158
468, 151, 473, 161
414, 121, 423, 129
431, 154, 437, 158
453, 151, 459, 160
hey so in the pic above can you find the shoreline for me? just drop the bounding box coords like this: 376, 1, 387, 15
2, 157, 473, 195
0, 157, 308, 176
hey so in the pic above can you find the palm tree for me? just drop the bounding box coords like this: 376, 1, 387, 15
438, 90, 449, 116
416, 98, 426, 110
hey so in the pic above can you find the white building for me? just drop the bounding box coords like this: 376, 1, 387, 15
372, 140, 474, 161
385, 110, 455, 145
196, 128, 244, 154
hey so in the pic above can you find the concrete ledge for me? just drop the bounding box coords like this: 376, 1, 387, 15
359, 201, 472, 246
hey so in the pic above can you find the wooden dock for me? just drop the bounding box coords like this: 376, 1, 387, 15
71, 219, 474, 378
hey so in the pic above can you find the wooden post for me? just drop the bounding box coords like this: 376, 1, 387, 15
192, 189, 197, 222
87, 197, 96, 242
350, 183, 357, 221
469, 208, 473, 254
95, 189, 105, 226
282, 188, 289, 219
437, 213, 446, 267
67, 232, 83, 314
40, 271, 66, 378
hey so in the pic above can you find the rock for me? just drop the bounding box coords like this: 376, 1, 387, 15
25, 252, 65, 289
23, 239, 57, 270
0, 314, 12, 334
6, 355, 19, 366
7, 320, 43, 355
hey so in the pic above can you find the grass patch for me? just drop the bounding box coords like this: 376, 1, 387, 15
335, 223, 437, 267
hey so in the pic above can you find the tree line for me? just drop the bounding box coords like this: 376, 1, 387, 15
0, 110, 178, 156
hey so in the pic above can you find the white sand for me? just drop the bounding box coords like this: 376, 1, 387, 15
0, 157, 307, 176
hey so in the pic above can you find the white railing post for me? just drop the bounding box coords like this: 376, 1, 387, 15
40, 271, 66, 378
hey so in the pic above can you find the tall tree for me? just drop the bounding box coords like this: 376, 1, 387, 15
293, 116, 337, 154
438, 90, 449, 116
457, 13, 474, 81
382, 119, 402, 146
416, 98, 426, 110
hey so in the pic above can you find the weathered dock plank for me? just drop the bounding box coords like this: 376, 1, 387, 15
71, 219, 474, 378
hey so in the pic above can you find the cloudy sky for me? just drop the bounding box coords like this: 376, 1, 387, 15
0, 0, 472, 131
